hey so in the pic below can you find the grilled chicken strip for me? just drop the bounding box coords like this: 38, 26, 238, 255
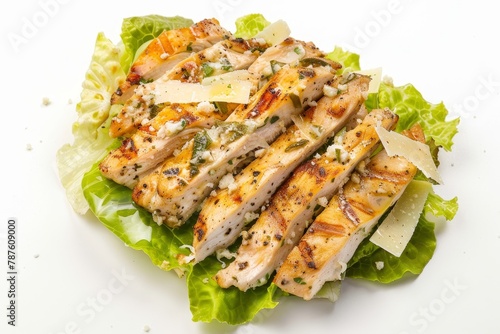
100, 39, 323, 188
109, 37, 269, 138
215, 108, 398, 291
193, 74, 371, 263
274, 128, 423, 300
247, 38, 323, 86
99, 102, 228, 188
132, 62, 338, 227
111, 18, 230, 105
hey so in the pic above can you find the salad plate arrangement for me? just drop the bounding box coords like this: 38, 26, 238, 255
57, 13, 459, 325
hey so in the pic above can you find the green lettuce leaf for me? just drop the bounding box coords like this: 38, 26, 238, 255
234, 14, 270, 39
347, 190, 458, 283
120, 15, 194, 71
347, 214, 437, 283
365, 82, 460, 151
56, 33, 125, 214
82, 162, 194, 272
424, 192, 459, 221
326, 46, 361, 74
187, 256, 280, 324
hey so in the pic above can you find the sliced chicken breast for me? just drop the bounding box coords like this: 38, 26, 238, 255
215, 108, 398, 291
193, 74, 371, 262
99, 102, 229, 188
100, 39, 324, 187
111, 18, 230, 104
109, 37, 269, 138
132, 62, 338, 227
274, 127, 423, 299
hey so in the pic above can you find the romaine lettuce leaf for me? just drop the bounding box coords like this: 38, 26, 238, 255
187, 256, 280, 324
326, 46, 361, 74
234, 13, 270, 39
365, 82, 460, 151
347, 214, 437, 283
120, 15, 194, 72
347, 191, 458, 282
424, 192, 459, 221
82, 162, 194, 271
56, 33, 125, 214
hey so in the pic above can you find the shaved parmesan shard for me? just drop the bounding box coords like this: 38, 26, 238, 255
201, 70, 253, 86
154, 80, 253, 104
255, 20, 291, 46
375, 126, 443, 184
369, 180, 432, 257
355, 67, 382, 94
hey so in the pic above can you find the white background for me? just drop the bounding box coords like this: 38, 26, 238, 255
1, 0, 499, 333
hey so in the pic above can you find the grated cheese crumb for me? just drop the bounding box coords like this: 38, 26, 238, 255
375, 261, 385, 270
196, 101, 216, 114
244, 211, 260, 223
323, 84, 339, 97
219, 173, 235, 191
318, 196, 328, 207
42, 97, 51, 106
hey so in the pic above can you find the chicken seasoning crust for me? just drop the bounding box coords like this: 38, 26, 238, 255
58, 13, 459, 325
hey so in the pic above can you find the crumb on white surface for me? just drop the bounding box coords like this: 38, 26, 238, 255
42, 97, 51, 106
33, 254, 39, 259
26, 144, 33, 151
143, 325, 151, 332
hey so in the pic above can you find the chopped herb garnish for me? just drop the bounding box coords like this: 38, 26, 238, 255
299, 57, 330, 67
340, 72, 358, 85
181, 67, 190, 79
201, 63, 214, 77
190, 130, 212, 176
220, 58, 233, 71
214, 101, 228, 114
335, 148, 342, 162
270, 116, 279, 124
215, 121, 250, 143
294, 46, 301, 54
289, 93, 302, 109
270, 60, 286, 74
285, 139, 309, 152
139, 77, 154, 84
293, 277, 306, 285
